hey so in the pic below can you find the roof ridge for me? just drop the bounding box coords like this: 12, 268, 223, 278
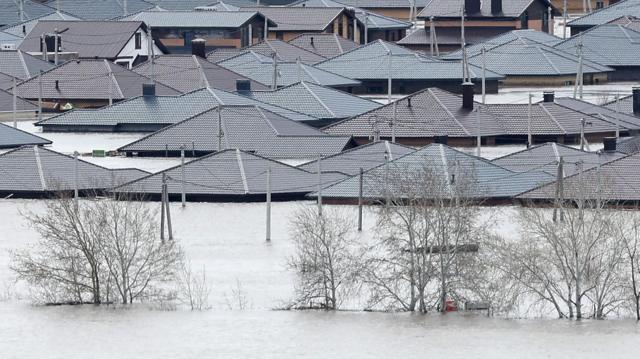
429, 88, 471, 136
301, 81, 335, 117
539, 103, 567, 134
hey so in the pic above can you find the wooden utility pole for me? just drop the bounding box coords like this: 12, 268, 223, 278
160, 173, 173, 241
180, 145, 186, 208
553, 157, 564, 222
217, 106, 223, 151
73, 151, 79, 207
358, 167, 363, 231
38, 70, 43, 122
476, 107, 481, 156
12, 77, 17, 128
271, 53, 278, 90
387, 49, 392, 104
527, 93, 533, 148
481, 46, 486, 104
563, 0, 568, 39
317, 157, 323, 216
266, 166, 271, 241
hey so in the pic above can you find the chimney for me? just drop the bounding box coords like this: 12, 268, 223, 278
603, 137, 617, 152
55, 80, 59, 89
310, 36, 314, 47
236, 79, 251, 94
142, 83, 155, 97
491, 0, 502, 15
434, 136, 449, 145
543, 91, 555, 103
633, 87, 640, 115
44, 34, 56, 52
407, 97, 412, 107
462, 82, 474, 110
191, 38, 206, 58
465, 0, 480, 15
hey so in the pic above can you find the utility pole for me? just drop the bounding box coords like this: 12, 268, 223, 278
392, 101, 397, 143
264, 17, 268, 40
548, 7, 553, 35
563, 0, 568, 39
123, 0, 128, 17
574, 35, 584, 99
56, 0, 60, 12
358, 167, 363, 231
476, 107, 481, 156
19, 0, 24, 22
12, 77, 17, 128
527, 92, 533, 148
461, 7, 467, 82
580, 118, 592, 151
387, 49, 392, 104
296, 57, 302, 83
41, 35, 46, 61
180, 145, 186, 208
615, 92, 620, 138
317, 157, 323, 217
53, 29, 59, 65
481, 46, 486, 104
148, 26, 155, 83
271, 53, 278, 90
266, 166, 271, 241
73, 150, 79, 207
553, 156, 564, 222
107, 61, 113, 106
429, 17, 435, 56
38, 70, 43, 122
364, 12, 369, 44
217, 106, 223, 151
160, 173, 173, 241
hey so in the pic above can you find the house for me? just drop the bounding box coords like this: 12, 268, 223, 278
0, 88, 39, 121
111, 149, 347, 202
247, 81, 381, 126
0, 50, 54, 88
35, 87, 317, 132
0, 0, 55, 27
398, 27, 510, 54
443, 29, 562, 59
120, 10, 275, 52
550, 0, 620, 14
603, 87, 640, 117
554, 23, 640, 80
145, 0, 255, 10
15, 59, 181, 110
568, 0, 640, 34
132, 53, 269, 93
0, 11, 81, 40
418, 0, 559, 46
206, 39, 326, 64
444, 31, 611, 86
306, 0, 430, 21
240, 6, 359, 42
322, 86, 632, 146
554, 96, 640, 132
40, 0, 156, 20
309, 143, 554, 205
117, 105, 355, 158
0, 145, 149, 198
287, 33, 359, 59
314, 40, 504, 95
290, 0, 412, 43
18, 20, 164, 68
216, 51, 360, 89
297, 140, 416, 175
0, 122, 50, 148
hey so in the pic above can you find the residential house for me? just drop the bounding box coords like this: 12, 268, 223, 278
309, 0, 430, 21
206, 39, 326, 64
603, 87, 640, 117
18, 20, 163, 68
0, 0, 55, 27
568, 0, 640, 34
0, 122, 50, 148
287, 33, 359, 58
0, 11, 81, 50
0, 88, 39, 121
551, 0, 620, 14
40, 0, 156, 20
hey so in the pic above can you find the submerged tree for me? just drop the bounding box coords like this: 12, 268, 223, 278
11, 193, 182, 305
288, 205, 358, 310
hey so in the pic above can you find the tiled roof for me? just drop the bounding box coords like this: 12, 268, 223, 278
240, 6, 345, 31
146, 0, 226, 10
36, 87, 317, 129
206, 39, 326, 64
323, 87, 505, 138
290, 0, 412, 30
297, 140, 416, 175
121, 10, 268, 28
0, 0, 55, 27
518, 153, 640, 201
217, 51, 360, 87
312, 143, 554, 201
603, 94, 635, 115
315, 40, 504, 81
491, 142, 625, 176
607, 15, 640, 31
398, 26, 509, 47
0, 50, 54, 80
15, 58, 181, 101
132, 55, 269, 93
0, 87, 37, 113
0, 72, 17, 90
554, 97, 640, 130
443, 29, 562, 59
43, 0, 156, 20
0, 145, 149, 195
0, 31, 24, 48
568, 0, 640, 27
19, 20, 146, 59
418, 0, 554, 18
463, 37, 612, 76
617, 136, 640, 154
118, 105, 352, 158
112, 148, 347, 198
247, 81, 380, 119
0, 122, 50, 149
311, 0, 429, 8
554, 24, 640, 67
0, 11, 81, 37
287, 33, 359, 58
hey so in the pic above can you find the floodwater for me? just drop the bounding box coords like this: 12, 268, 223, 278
0, 200, 638, 358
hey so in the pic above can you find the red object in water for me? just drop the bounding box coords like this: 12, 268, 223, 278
445, 300, 457, 312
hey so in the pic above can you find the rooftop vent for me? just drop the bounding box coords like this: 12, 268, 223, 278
462, 82, 474, 110
191, 38, 206, 58
142, 83, 155, 97
543, 91, 555, 103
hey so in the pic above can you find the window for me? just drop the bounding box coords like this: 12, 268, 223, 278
520, 12, 529, 29
596, 2, 605, 9
135, 32, 142, 50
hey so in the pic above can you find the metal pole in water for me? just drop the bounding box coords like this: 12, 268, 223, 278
317, 157, 322, 217
358, 167, 363, 231
180, 145, 186, 208
266, 166, 271, 241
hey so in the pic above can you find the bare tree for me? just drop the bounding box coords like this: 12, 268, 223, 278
618, 212, 640, 320
11, 193, 182, 305
288, 205, 358, 310
177, 262, 211, 311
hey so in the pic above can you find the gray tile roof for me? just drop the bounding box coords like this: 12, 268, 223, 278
297, 140, 416, 175
518, 152, 640, 201
217, 51, 360, 87
462, 37, 613, 76
0, 87, 37, 112
112, 148, 347, 199
0, 122, 50, 148
240, 6, 345, 31
118, 105, 352, 158
568, 0, 640, 27
312, 143, 554, 201
443, 29, 562, 60
0, 145, 149, 195
290, 0, 412, 30
247, 81, 380, 119
206, 39, 326, 64
603, 94, 635, 115
418, 0, 554, 18
0, 11, 81, 37
315, 40, 504, 81
0, 50, 54, 80
287, 33, 359, 58
398, 26, 509, 47
19, 20, 146, 59
43, 0, 156, 20
607, 15, 640, 31
0, 72, 17, 90
554, 24, 640, 67
491, 142, 625, 176
146, 0, 225, 10
0, 31, 24, 48
312, 0, 429, 8
15, 58, 181, 101
121, 10, 269, 28
617, 136, 640, 154
36, 87, 317, 129
323, 87, 505, 138
0, 0, 55, 27
554, 97, 640, 130
132, 54, 269, 93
